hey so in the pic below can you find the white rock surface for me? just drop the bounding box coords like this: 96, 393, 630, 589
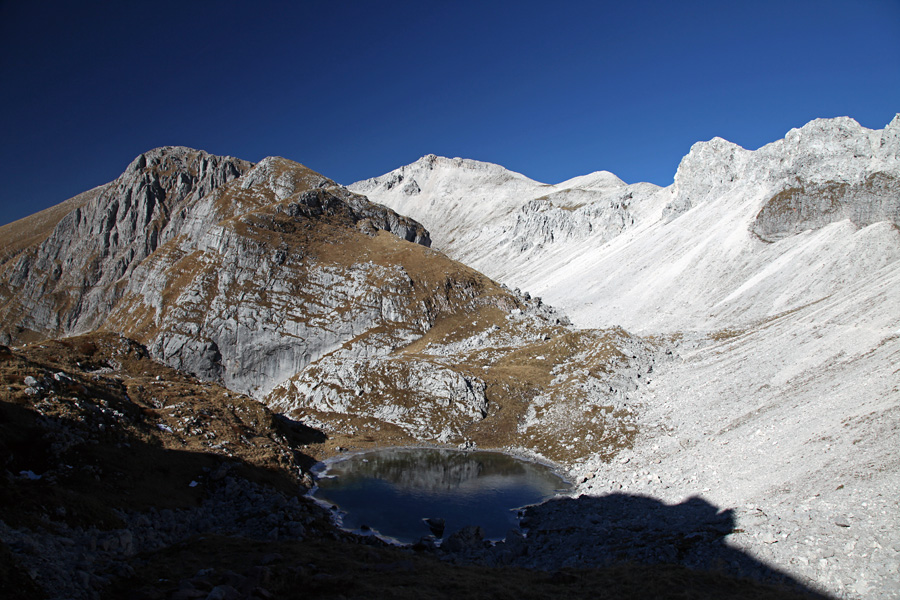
355, 115, 900, 334
355, 115, 900, 599
2, 116, 898, 598
350, 155, 654, 281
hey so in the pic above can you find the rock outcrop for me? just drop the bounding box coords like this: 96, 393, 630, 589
673, 115, 900, 241
1, 146, 653, 456
266, 290, 654, 461
0, 147, 463, 403
0, 147, 252, 341
750, 173, 900, 242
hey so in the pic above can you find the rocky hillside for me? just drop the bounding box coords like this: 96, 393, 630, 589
0, 147, 656, 463
0, 335, 821, 599
354, 116, 900, 599
0, 332, 334, 598
355, 116, 900, 333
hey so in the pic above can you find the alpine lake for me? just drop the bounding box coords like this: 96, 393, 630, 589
310, 447, 571, 544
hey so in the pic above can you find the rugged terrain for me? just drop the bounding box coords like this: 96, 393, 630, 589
1, 115, 897, 599
354, 115, 900, 599
0, 145, 683, 598
0, 146, 656, 463
353, 116, 900, 331
0, 333, 821, 599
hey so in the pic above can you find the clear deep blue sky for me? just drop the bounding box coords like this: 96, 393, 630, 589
1, 0, 898, 226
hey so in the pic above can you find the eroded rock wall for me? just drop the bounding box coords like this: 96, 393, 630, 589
0, 147, 253, 342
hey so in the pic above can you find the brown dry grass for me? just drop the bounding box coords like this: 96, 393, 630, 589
0, 333, 322, 529
0, 186, 104, 264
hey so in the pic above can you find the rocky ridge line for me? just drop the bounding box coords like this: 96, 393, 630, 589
351, 115, 900, 599
0, 146, 654, 461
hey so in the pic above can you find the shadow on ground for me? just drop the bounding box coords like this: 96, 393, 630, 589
0, 335, 335, 598
477, 492, 834, 598
0, 336, 834, 599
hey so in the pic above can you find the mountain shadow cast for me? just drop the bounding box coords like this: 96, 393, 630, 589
0, 332, 330, 525
494, 492, 834, 598
273, 412, 327, 452
0, 398, 325, 528
0, 391, 350, 596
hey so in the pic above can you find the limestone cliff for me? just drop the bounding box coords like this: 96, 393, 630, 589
0, 147, 253, 342
0, 147, 443, 400
1, 147, 650, 456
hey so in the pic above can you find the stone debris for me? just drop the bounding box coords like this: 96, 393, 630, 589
2, 116, 899, 599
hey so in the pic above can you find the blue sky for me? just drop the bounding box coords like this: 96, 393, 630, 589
1, 0, 898, 226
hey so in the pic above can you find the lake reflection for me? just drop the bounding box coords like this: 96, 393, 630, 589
312, 448, 570, 543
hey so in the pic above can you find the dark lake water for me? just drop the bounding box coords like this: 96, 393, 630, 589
311, 447, 570, 543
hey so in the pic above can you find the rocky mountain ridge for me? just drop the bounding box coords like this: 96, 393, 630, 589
349, 154, 657, 279
355, 115, 900, 333
0, 146, 652, 462
0, 147, 433, 391
1, 115, 898, 598
353, 115, 900, 599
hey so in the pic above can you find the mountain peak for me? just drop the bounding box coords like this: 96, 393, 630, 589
556, 170, 627, 190
786, 115, 865, 139
406, 154, 535, 182
886, 112, 900, 131
125, 146, 247, 175
238, 156, 336, 200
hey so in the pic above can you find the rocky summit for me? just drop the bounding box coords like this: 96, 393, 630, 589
1, 116, 899, 599
0, 145, 660, 464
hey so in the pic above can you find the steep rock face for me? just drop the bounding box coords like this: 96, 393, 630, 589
488, 191, 635, 256
108, 223, 502, 400
275, 355, 490, 442
582, 114, 900, 332
0, 147, 253, 342
0, 149, 437, 401
750, 173, 900, 242
666, 137, 751, 220
0, 184, 108, 264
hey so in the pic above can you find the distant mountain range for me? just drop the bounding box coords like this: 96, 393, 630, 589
353, 115, 900, 332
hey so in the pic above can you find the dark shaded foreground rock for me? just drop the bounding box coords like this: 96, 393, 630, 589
0, 333, 331, 599
0, 334, 832, 599
423, 517, 445, 538
103, 534, 833, 600
441, 525, 486, 555
439, 493, 832, 598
